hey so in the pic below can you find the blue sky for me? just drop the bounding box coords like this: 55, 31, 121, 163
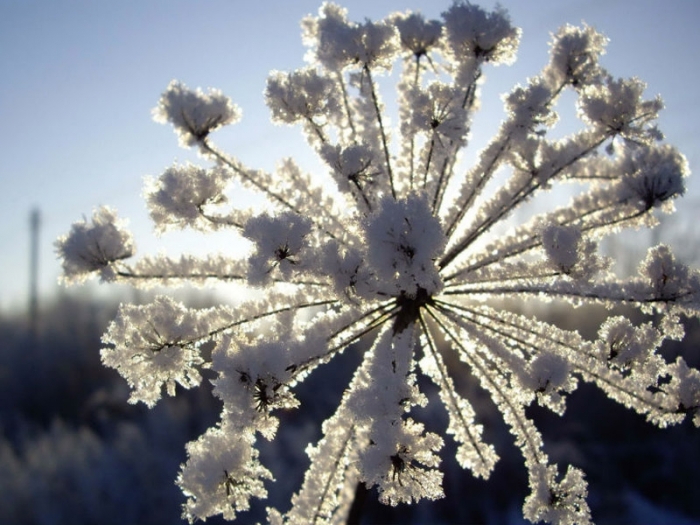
1, 0, 699, 311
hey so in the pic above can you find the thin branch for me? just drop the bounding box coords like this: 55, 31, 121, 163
418, 313, 492, 468
433, 68, 482, 215
291, 300, 399, 379
426, 306, 547, 469
200, 138, 346, 245
364, 65, 396, 199
313, 426, 357, 525
337, 71, 358, 142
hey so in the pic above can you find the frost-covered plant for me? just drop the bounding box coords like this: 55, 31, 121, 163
55, 3, 700, 524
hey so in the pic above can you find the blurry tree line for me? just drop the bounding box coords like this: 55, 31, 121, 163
0, 290, 226, 525
1, 281, 699, 524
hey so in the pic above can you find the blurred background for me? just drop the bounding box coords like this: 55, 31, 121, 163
1, 1, 699, 523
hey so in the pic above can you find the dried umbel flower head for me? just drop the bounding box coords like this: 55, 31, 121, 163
152, 80, 241, 147
58, 2, 698, 524
56, 206, 134, 283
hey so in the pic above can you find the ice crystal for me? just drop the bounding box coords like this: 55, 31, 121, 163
56, 3, 699, 524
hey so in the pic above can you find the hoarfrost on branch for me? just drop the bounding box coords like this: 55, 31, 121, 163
56, 2, 699, 524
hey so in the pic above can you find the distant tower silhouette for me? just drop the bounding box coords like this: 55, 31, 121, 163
29, 207, 41, 338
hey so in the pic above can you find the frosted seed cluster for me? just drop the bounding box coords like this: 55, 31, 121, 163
57, 3, 699, 524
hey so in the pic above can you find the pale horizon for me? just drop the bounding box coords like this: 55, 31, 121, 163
2, 0, 699, 311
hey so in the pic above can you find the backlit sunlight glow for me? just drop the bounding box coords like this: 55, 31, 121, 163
56, 3, 699, 524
